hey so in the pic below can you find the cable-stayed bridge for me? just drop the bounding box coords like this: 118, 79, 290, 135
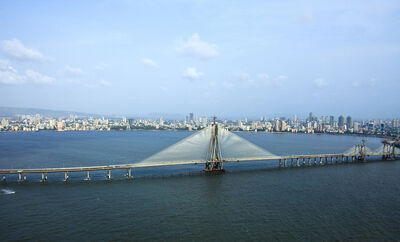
1, 120, 399, 182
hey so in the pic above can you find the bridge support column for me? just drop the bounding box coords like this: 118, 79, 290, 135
302, 158, 306, 166
319, 157, 322, 165
291, 158, 294, 167
64, 172, 68, 182
86, 171, 90, 181
351, 156, 354, 162
2, 174, 5, 182
41, 172, 45, 182
279, 159, 281, 168
18, 172, 22, 182
313, 158, 317, 166
127, 168, 132, 179
284, 159, 287, 168
296, 158, 300, 167
23, 173, 26, 181
308, 157, 311, 166
107, 170, 111, 180
341, 156, 344, 163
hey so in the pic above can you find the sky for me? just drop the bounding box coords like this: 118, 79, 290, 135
0, 0, 399, 119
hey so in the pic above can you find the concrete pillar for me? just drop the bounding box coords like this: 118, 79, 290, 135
341, 156, 344, 163
23, 173, 27, 181
319, 157, 322, 165
290, 158, 294, 167
127, 168, 132, 178
2, 174, 5, 181
86, 171, 90, 181
308, 157, 311, 166
18, 172, 22, 182
279, 159, 281, 168
107, 170, 111, 180
284, 159, 287, 168
352, 156, 354, 162
45, 173, 47, 181
314, 157, 317, 165
41, 172, 45, 182
64, 172, 69, 182
302, 158, 306, 166
296, 158, 300, 167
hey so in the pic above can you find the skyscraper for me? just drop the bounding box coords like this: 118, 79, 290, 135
189, 113, 194, 122
338, 115, 345, 127
329, 116, 334, 125
346, 116, 353, 129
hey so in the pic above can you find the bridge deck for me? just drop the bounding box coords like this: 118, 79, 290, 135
0, 152, 399, 175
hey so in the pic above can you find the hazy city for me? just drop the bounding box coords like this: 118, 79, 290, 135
1, 1, 399, 241
1, 111, 399, 138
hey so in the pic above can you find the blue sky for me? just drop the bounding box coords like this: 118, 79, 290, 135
0, 0, 399, 119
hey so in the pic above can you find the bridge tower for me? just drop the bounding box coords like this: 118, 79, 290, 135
204, 117, 225, 173
355, 139, 367, 161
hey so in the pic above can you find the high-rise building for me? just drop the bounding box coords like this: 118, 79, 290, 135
189, 113, 194, 122
308, 112, 313, 121
392, 119, 399, 128
346, 116, 353, 129
275, 119, 280, 132
293, 114, 297, 122
338, 115, 345, 127
329, 116, 334, 125
281, 120, 287, 131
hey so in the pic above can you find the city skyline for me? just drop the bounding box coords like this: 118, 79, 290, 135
1, 1, 400, 118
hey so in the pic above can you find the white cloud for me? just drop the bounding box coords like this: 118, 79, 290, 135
182, 67, 204, 81
100, 79, 111, 87
369, 78, 378, 87
94, 62, 108, 70
0, 39, 48, 61
313, 78, 328, 87
0, 61, 53, 84
25, 70, 54, 84
257, 73, 270, 80
63, 65, 84, 76
352, 81, 360, 87
177, 33, 218, 59
222, 81, 234, 89
142, 58, 158, 67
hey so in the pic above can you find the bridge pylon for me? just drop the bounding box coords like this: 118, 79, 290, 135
204, 117, 225, 173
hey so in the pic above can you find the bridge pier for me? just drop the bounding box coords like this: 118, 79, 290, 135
284, 159, 287, 168
85, 171, 90, 181
302, 158, 306, 166
290, 158, 294, 167
307, 157, 311, 166
41, 172, 48, 182
107, 170, 111, 180
64, 172, 68, 182
18, 172, 22, 182
313, 157, 317, 166
126, 168, 132, 179
2, 174, 5, 182
296, 158, 300, 167
319, 157, 322, 165
279, 159, 281, 168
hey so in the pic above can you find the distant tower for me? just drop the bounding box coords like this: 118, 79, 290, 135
346, 116, 353, 129
189, 113, 194, 122
338, 115, 345, 127
205, 117, 224, 173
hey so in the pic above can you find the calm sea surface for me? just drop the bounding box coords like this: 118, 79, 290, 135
0, 131, 399, 241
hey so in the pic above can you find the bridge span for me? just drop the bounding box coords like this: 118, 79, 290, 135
1, 152, 399, 182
